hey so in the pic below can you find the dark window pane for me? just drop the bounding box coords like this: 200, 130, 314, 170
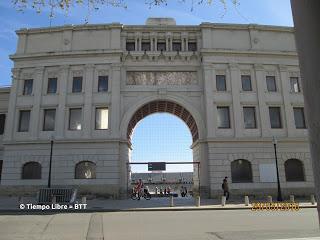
69, 108, 82, 130
216, 75, 226, 91
22, 162, 41, 179
290, 77, 300, 92
23, 79, 33, 95
98, 76, 108, 92
0, 114, 5, 135
172, 42, 181, 51
285, 159, 305, 181
95, 108, 109, 130
241, 75, 252, 91
266, 76, 277, 92
141, 42, 151, 51
18, 110, 30, 132
157, 42, 166, 51
43, 109, 56, 131
75, 161, 96, 179
231, 159, 253, 183
126, 42, 135, 51
293, 107, 306, 129
269, 107, 282, 128
188, 42, 197, 51
243, 107, 256, 129
72, 77, 82, 93
217, 107, 230, 128
47, 78, 57, 94
0, 160, 3, 182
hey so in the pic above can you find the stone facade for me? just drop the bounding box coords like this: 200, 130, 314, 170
0, 18, 313, 198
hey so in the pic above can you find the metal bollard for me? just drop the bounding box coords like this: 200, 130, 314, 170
52, 196, 57, 204
170, 195, 174, 207
221, 196, 226, 206
195, 196, 200, 207
311, 195, 316, 205
290, 195, 295, 203
267, 196, 272, 203
244, 196, 249, 206
82, 196, 87, 204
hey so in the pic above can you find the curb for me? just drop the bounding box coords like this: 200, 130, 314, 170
0, 204, 316, 214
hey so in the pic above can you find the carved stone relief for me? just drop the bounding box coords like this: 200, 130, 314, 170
127, 71, 197, 85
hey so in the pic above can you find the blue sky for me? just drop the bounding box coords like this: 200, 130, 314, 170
0, 0, 293, 172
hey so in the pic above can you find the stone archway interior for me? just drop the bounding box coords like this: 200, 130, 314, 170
127, 100, 199, 144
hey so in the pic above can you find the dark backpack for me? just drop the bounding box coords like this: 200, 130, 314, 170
221, 183, 224, 190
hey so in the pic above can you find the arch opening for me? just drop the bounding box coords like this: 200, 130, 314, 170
127, 100, 199, 144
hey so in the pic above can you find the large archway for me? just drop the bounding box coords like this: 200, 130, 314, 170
119, 99, 207, 198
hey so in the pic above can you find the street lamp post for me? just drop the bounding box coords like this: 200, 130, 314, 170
272, 137, 283, 201
47, 136, 54, 188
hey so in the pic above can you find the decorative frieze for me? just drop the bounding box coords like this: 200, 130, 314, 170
126, 71, 198, 85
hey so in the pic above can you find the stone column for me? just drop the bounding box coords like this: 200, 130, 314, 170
4, 68, 20, 141
229, 63, 242, 137
279, 65, 295, 137
203, 64, 215, 138
30, 67, 44, 139
291, 0, 320, 223
56, 65, 69, 139
254, 64, 269, 137
83, 64, 95, 138
110, 64, 121, 138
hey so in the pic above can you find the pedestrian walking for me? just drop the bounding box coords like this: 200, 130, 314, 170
222, 176, 230, 200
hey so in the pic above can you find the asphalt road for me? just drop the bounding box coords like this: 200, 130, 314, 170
0, 208, 319, 240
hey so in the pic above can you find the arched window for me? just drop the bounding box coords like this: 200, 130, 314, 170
22, 162, 41, 179
231, 159, 253, 183
285, 159, 305, 182
75, 161, 96, 179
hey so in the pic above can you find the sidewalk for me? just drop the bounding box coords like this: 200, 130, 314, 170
0, 196, 317, 212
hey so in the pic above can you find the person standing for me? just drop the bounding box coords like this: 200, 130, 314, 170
222, 177, 230, 200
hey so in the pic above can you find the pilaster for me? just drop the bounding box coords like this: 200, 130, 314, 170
229, 63, 242, 137
83, 64, 95, 138
56, 65, 69, 139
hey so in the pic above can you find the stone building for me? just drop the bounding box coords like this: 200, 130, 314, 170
0, 18, 313, 198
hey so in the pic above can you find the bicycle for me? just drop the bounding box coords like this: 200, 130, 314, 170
131, 188, 151, 200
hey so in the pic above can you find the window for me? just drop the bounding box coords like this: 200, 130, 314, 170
72, 77, 82, 93
216, 75, 226, 91
43, 109, 56, 131
75, 161, 96, 179
269, 107, 282, 129
22, 162, 41, 179
231, 159, 253, 183
69, 108, 82, 130
0, 160, 2, 182
290, 77, 300, 93
266, 76, 277, 92
157, 42, 166, 51
172, 42, 181, 52
285, 159, 305, 182
217, 107, 230, 128
47, 78, 57, 94
241, 75, 252, 91
98, 76, 108, 92
141, 42, 151, 51
23, 79, 33, 95
293, 107, 306, 129
0, 114, 5, 135
18, 110, 30, 132
188, 42, 197, 51
95, 108, 109, 130
126, 42, 135, 51
243, 107, 256, 129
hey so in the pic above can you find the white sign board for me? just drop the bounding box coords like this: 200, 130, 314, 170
259, 163, 277, 183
